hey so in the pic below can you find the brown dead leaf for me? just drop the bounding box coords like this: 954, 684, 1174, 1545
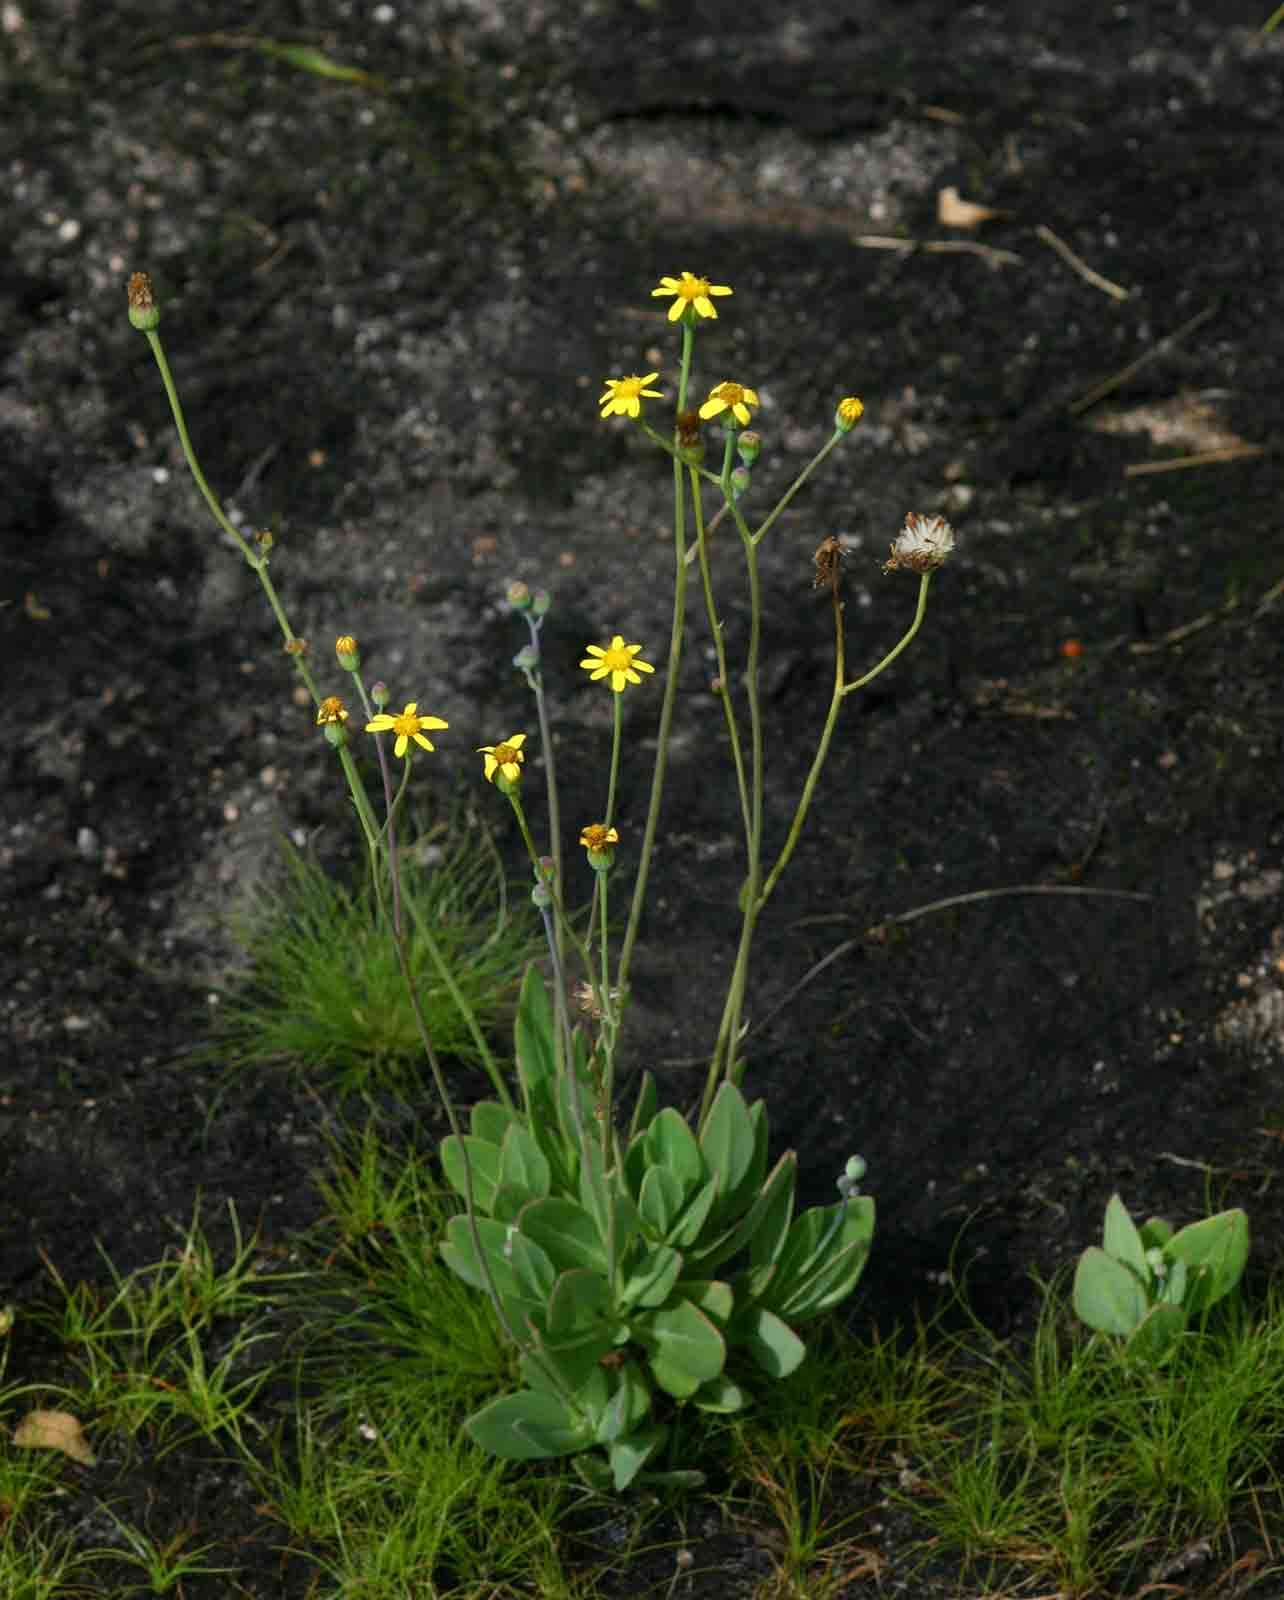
13, 1408, 95, 1465
937, 185, 1005, 228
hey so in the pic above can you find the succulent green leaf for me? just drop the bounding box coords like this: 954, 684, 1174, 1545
546, 1269, 613, 1340
768, 1199, 874, 1321
620, 1245, 682, 1310
1159, 1256, 1188, 1307
628, 1071, 658, 1141
471, 1100, 517, 1145
1073, 1245, 1149, 1335
440, 1214, 527, 1302
608, 1422, 667, 1490
595, 1360, 652, 1445
1102, 1193, 1147, 1277
676, 1278, 734, 1324
636, 1297, 726, 1398
644, 1107, 707, 1197
741, 1307, 806, 1378
700, 1083, 757, 1220
500, 1123, 552, 1199
668, 1175, 719, 1248
748, 1153, 798, 1269
521, 1335, 614, 1397
506, 1229, 557, 1305
519, 1197, 609, 1274
691, 1375, 747, 1413
639, 1165, 685, 1237
1139, 1215, 1174, 1251
1127, 1301, 1186, 1364
1165, 1208, 1248, 1313
439, 1135, 501, 1212
463, 1389, 593, 1460
487, 1182, 534, 1225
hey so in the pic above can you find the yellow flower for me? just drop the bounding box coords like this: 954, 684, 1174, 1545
651, 271, 732, 322
699, 381, 759, 427
365, 701, 449, 757
579, 635, 656, 694
835, 396, 865, 433
477, 733, 527, 785
580, 823, 619, 851
335, 635, 360, 668
599, 372, 664, 420
316, 696, 349, 725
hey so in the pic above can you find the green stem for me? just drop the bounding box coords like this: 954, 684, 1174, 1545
616, 324, 696, 997
751, 429, 844, 548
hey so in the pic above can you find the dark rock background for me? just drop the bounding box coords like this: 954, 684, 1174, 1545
3, 0, 1284, 1591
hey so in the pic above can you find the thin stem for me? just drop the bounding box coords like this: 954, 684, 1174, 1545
750, 429, 845, 548
617, 325, 696, 997
693, 464, 752, 846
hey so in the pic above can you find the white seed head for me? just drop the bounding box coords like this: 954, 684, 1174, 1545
884, 512, 956, 574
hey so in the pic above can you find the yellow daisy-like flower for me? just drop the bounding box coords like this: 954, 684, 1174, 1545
477, 733, 527, 785
699, 381, 759, 427
580, 823, 620, 852
316, 696, 349, 726
651, 271, 732, 322
599, 372, 664, 420
579, 635, 656, 694
364, 701, 448, 758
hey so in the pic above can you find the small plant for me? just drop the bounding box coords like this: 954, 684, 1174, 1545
213, 825, 539, 1092
1072, 1192, 1249, 1362
126, 265, 953, 1490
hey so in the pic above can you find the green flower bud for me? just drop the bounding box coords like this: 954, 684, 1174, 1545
736, 430, 761, 467
729, 465, 752, 501
127, 271, 160, 332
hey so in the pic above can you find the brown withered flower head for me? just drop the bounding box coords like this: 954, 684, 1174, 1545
813, 534, 845, 594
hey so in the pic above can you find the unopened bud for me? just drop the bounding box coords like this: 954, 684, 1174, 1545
729, 465, 752, 501
335, 635, 360, 670
835, 396, 865, 434
507, 581, 533, 612
736, 430, 761, 468
370, 680, 390, 709
127, 271, 160, 332
531, 587, 551, 618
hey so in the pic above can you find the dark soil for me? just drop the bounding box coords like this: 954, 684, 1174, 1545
4, 0, 1284, 1594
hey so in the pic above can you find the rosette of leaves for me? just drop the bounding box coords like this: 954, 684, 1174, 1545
1072, 1192, 1249, 1363
437, 969, 874, 1490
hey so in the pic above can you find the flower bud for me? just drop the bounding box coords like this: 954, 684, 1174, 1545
531, 587, 551, 618
736, 430, 761, 468
835, 396, 865, 434
335, 635, 360, 670
836, 1154, 867, 1200
127, 271, 160, 332
729, 465, 752, 501
507, 581, 533, 612
370, 680, 390, 709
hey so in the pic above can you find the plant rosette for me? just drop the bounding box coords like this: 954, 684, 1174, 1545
1072, 1192, 1249, 1364
437, 970, 874, 1491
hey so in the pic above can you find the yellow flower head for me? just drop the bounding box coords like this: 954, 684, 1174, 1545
699, 381, 759, 428
579, 635, 656, 694
599, 372, 664, 420
835, 396, 865, 433
651, 271, 732, 322
580, 823, 620, 855
316, 695, 349, 726
364, 701, 449, 758
335, 634, 360, 668
477, 733, 527, 785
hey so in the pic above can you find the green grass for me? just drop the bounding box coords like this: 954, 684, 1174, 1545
9, 1136, 1284, 1596
209, 817, 541, 1094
